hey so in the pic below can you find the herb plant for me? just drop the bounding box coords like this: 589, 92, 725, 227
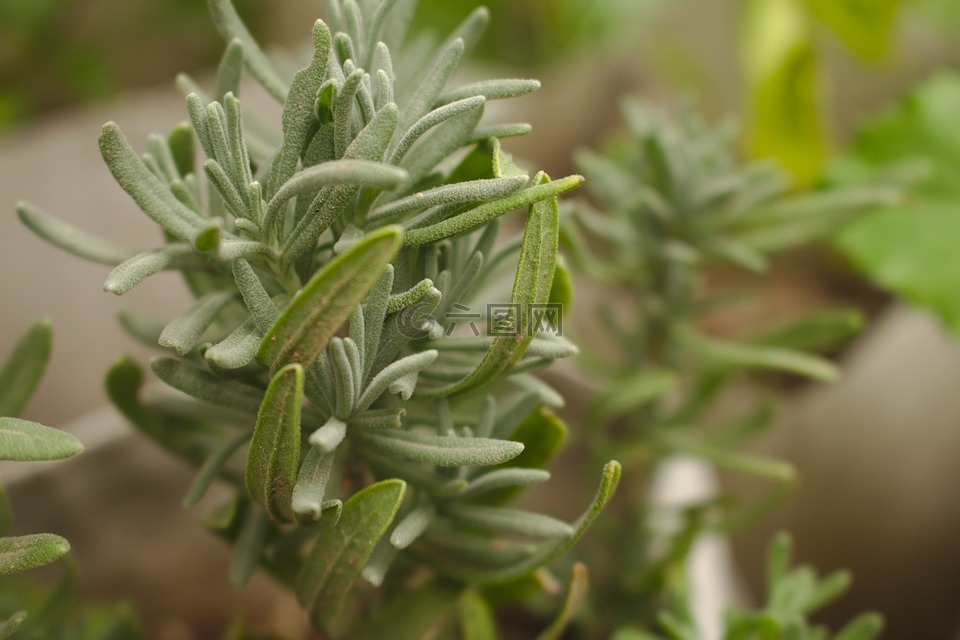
17, 0, 619, 636
562, 100, 893, 638
0, 320, 84, 637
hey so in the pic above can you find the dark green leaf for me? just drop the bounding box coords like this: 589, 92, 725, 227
296, 479, 406, 632
0, 319, 52, 417
247, 364, 303, 523
258, 226, 403, 369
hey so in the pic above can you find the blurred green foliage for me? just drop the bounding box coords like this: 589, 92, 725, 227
740, 0, 908, 187
412, 0, 663, 67
831, 74, 960, 333
0, 0, 271, 132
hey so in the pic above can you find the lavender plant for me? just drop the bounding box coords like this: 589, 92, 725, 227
562, 101, 894, 637
17, 0, 618, 636
0, 320, 84, 637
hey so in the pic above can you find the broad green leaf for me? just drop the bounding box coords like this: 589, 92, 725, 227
418, 172, 564, 399
257, 226, 403, 369
16, 202, 137, 266
99, 122, 207, 240
801, 0, 902, 61
0, 534, 70, 575
296, 479, 406, 632
208, 0, 289, 102
247, 364, 303, 523
548, 255, 573, 318
538, 563, 589, 640
0, 319, 52, 417
741, 0, 825, 186
459, 590, 497, 640
0, 418, 83, 462
480, 406, 566, 504
355, 429, 524, 467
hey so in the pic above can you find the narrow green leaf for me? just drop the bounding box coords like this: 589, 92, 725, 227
679, 328, 840, 382
458, 468, 550, 499
282, 104, 400, 263
17, 202, 137, 266
267, 20, 330, 198
538, 563, 589, 640
265, 160, 408, 234
0, 418, 83, 462
403, 174, 579, 247
835, 613, 884, 640
398, 38, 464, 137
390, 501, 435, 549
258, 226, 403, 369
389, 96, 485, 166
296, 479, 406, 631
356, 350, 438, 410
309, 416, 347, 453
230, 507, 271, 587
0, 534, 70, 575
151, 357, 263, 414
0, 319, 52, 417
0, 612, 26, 640
590, 370, 677, 424
205, 317, 261, 370
208, 0, 289, 102
399, 101, 484, 188
159, 291, 236, 356
103, 244, 195, 295
437, 78, 541, 107
459, 590, 497, 640
355, 429, 523, 467
216, 38, 245, 101
443, 504, 573, 540
247, 364, 303, 523
418, 173, 564, 397
99, 122, 206, 240
184, 430, 249, 507
292, 445, 336, 522
233, 259, 279, 333
437, 461, 620, 584
369, 176, 528, 223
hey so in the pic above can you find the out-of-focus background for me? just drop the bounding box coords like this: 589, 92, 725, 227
1, 0, 960, 638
